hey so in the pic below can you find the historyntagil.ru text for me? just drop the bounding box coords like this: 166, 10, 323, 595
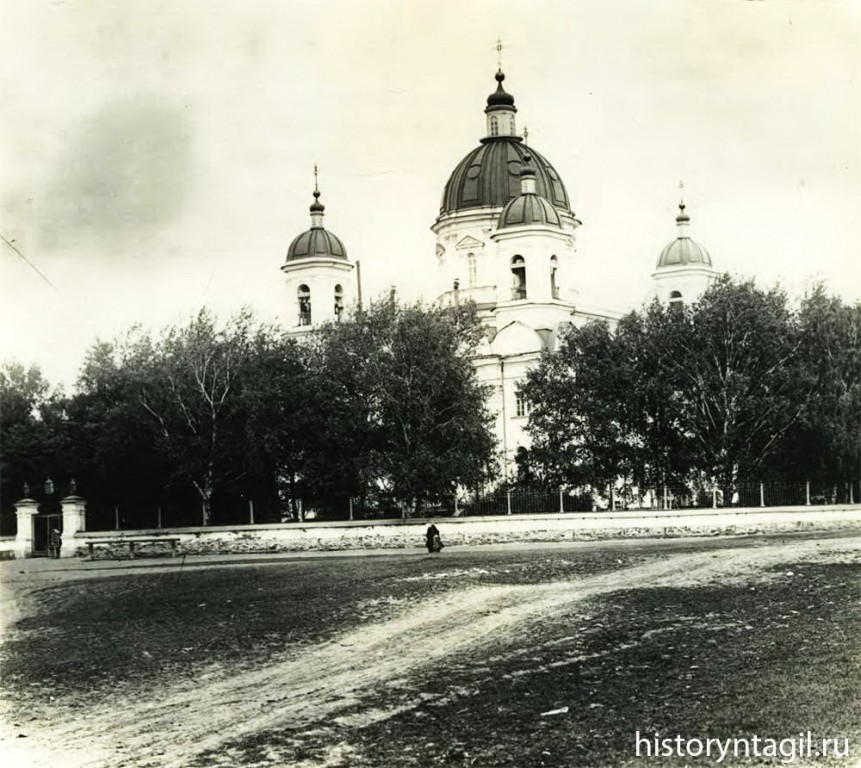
634, 731, 851, 763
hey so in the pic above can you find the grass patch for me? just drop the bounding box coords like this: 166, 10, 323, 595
0, 548, 641, 709
209, 562, 861, 767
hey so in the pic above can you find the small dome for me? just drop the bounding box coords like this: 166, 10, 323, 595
498, 155, 561, 229
656, 202, 711, 268
657, 238, 711, 267
441, 140, 570, 214
287, 228, 347, 262
286, 186, 348, 262
498, 194, 562, 230
486, 70, 515, 109
309, 190, 324, 213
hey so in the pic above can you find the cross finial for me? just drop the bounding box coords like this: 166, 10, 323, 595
314, 164, 319, 194
496, 37, 503, 70
523, 125, 529, 144
678, 179, 685, 201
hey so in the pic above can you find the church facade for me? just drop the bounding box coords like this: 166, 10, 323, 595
280, 67, 717, 477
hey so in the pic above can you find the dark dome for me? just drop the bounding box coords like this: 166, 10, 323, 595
656, 202, 711, 268
657, 237, 711, 268
287, 228, 347, 262
441, 139, 570, 215
498, 193, 562, 229
486, 70, 515, 109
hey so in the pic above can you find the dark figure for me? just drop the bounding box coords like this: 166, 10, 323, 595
426, 523, 443, 553
48, 529, 62, 559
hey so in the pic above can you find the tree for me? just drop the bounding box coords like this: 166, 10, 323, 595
313, 299, 496, 512
674, 278, 812, 495
618, 302, 696, 494
523, 276, 821, 502
778, 286, 861, 493
0, 362, 68, 526
64, 336, 171, 528
132, 309, 259, 525
522, 320, 638, 493
237, 328, 329, 520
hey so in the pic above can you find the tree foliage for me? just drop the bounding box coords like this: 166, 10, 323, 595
0, 362, 68, 526
311, 299, 497, 512
2, 299, 496, 526
523, 277, 860, 499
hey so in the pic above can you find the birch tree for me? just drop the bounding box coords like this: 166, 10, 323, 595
138, 309, 254, 524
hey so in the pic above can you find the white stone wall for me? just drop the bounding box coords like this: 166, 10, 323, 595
57, 505, 861, 560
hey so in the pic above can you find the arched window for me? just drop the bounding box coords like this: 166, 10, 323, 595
550, 256, 559, 299
669, 290, 683, 305
490, 116, 499, 136
467, 253, 477, 287
298, 285, 311, 326
511, 255, 526, 300
334, 284, 344, 321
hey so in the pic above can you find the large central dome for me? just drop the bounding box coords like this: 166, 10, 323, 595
440, 69, 571, 216
441, 139, 570, 215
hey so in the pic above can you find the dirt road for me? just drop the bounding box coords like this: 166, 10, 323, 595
3, 536, 860, 768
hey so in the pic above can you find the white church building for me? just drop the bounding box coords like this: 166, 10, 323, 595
280, 66, 718, 477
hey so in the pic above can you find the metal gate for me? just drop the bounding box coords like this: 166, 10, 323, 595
33, 512, 62, 557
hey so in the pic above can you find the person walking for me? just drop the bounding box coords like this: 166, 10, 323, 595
425, 523, 443, 553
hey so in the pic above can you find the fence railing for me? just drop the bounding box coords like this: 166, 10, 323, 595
646, 479, 857, 511
53, 478, 858, 533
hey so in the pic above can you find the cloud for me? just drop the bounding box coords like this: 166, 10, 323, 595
38, 96, 192, 251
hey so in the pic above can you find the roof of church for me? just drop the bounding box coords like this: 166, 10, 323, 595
440, 70, 571, 215
498, 156, 563, 229
486, 70, 516, 110
656, 202, 712, 268
498, 193, 562, 228
287, 228, 347, 261
286, 190, 348, 262
441, 139, 570, 215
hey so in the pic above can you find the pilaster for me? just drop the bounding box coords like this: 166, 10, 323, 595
61, 495, 87, 558
13, 498, 39, 559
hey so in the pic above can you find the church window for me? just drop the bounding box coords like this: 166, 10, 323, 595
669, 290, 683, 305
334, 284, 344, 321
515, 392, 528, 418
467, 253, 477, 287
511, 255, 527, 300
490, 116, 499, 136
298, 285, 312, 326
550, 256, 559, 299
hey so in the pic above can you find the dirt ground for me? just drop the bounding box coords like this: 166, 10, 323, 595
2, 534, 860, 768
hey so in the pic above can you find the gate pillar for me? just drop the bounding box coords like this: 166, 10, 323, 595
13, 498, 39, 559
60, 495, 87, 558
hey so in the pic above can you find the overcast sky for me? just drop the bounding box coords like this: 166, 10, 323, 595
2, 0, 859, 388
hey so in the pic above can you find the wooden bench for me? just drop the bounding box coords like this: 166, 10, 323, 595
86, 537, 181, 560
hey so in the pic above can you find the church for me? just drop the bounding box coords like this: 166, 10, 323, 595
279, 65, 718, 476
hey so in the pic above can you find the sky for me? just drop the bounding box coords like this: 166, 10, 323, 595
1, 0, 859, 389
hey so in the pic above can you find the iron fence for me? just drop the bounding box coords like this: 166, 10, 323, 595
6, 477, 857, 535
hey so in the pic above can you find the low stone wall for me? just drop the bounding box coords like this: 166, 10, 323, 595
0, 536, 16, 560
69, 504, 861, 559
